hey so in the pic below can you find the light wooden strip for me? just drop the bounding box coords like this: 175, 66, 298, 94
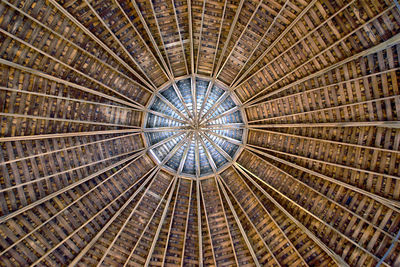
216, 175, 261, 266
47, 0, 154, 93
199, 181, 218, 266
66, 166, 159, 266
197, 179, 203, 267
213, 176, 239, 266
0, 133, 140, 166
230, 0, 291, 86
0, 129, 141, 142
95, 168, 163, 266
84, 0, 156, 90
0, 154, 147, 257
0, 151, 143, 223
0, 58, 142, 109
234, 163, 348, 267
247, 143, 400, 181
0, 112, 139, 128
0, 27, 147, 109
244, 12, 400, 106
218, 173, 282, 266
145, 178, 180, 265
244, 146, 400, 210
180, 180, 194, 267
247, 121, 400, 128
247, 67, 400, 109
122, 175, 177, 266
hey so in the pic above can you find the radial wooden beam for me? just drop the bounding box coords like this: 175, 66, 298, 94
247, 95, 400, 124
200, 132, 232, 162
199, 136, 218, 173
155, 93, 192, 122
244, 146, 400, 210
171, 0, 189, 75
161, 178, 182, 266
196, 179, 203, 267
229, 167, 309, 266
33, 165, 158, 266
0, 153, 147, 258
0, 129, 141, 142
230, 0, 319, 88
142, 126, 190, 132
191, 75, 198, 123
247, 143, 400, 182
128, 0, 174, 78
218, 172, 282, 266
246, 66, 400, 109
194, 0, 207, 75
0, 59, 144, 110
215, 0, 264, 78
171, 83, 195, 124
0, 132, 141, 166
0, 150, 144, 224
210, 0, 228, 76
2, 0, 150, 96
195, 0, 229, 116
197, 79, 215, 122
242, 148, 399, 242
67, 165, 157, 265
212, 0, 246, 77
122, 176, 177, 266
145, 108, 188, 125
112, 0, 170, 80
0, 27, 148, 109
242, 10, 400, 106
203, 106, 240, 124
144, 176, 179, 266
203, 125, 247, 131
234, 163, 349, 266
95, 168, 165, 266
147, 0, 177, 76
195, 133, 201, 178
0, 149, 141, 194
200, 91, 229, 122
229, 0, 291, 86
148, 177, 180, 265
187, 0, 194, 74
180, 180, 194, 266
216, 175, 261, 266
47, 0, 154, 93
83, 0, 157, 90
0, 87, 141, 113
248, 128, 400, 156
213, 176, 240, 266
247, 121, 400, 128
198, 181, 218, 266
205, 131, 242, 146
178, 136, 192, 175
0, 112, 140, 129
236, 161, 392, 265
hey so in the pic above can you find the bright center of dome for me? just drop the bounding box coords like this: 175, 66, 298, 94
144, 77, 245, 178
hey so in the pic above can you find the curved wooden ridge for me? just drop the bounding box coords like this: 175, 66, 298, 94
0, 0, 400, 266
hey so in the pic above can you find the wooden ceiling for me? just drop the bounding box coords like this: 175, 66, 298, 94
1, 0, 400, 266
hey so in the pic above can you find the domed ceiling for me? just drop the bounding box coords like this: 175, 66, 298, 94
0, 0, 400, 266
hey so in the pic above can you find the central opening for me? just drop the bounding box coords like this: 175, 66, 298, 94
144, 77, 245, 178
